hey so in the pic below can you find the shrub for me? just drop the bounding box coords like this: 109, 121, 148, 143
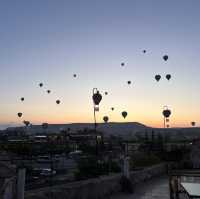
130, 152, 161, 169
74, 156, 121, 180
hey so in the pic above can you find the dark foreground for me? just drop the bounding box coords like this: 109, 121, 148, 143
111, 176, 170, 199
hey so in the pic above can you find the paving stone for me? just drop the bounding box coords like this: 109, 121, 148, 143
111, 176, 170, 199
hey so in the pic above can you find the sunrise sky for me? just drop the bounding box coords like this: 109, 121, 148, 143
1, 0, 200, 129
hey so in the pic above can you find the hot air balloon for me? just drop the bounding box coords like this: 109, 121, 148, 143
42, 123, 49, 129
23, 120, 30, 127
166, 74, 171, 81
127, 81, 131, 85
111, 107, 114, 111
73, 74, 77, 78
56, 100, 61, 104
105, 92, 108, 95
166, 124, 170, 128
121, 62, 125, 67
92, 91, 102, 106
163, 55, 168, 61
143, 50, 146, 53
21, 97, 24, 102
17, 112, 23, 118
191, 122, 196, 127
47, 90, 51, 94
122, 111, 128, 119
166, 118, 170, 123
162, 109, 171, 118
155, 75, 161, 82
39, 83, 43, 87
103, 116, 109, 123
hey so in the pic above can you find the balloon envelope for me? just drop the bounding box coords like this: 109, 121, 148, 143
21, 97, 24, 101
23, 120, 30, 126
111, 107, 114, 111
103, 116, 109, 123
39, 83, 43, 87
122, 111, 128, 118
191, 122, 196, 127
92, 91, 102, 105
17, 112, 22, 117
166, 74, 171, 80
105, 92, 108, 95
162, 109, 171, 118
56, 100, 61, 104
121, 62, 125, 66
163, 55, 168, 61
143, 50, 146, 53
155, 75, 161, 82
73, 74, 77, 78
127, 81, 131, 85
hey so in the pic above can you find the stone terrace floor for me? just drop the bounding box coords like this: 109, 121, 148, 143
111, 176, 170, 199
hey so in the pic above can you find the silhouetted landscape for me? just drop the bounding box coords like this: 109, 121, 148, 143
2, 122, 200, 140
1, 1, 200, 199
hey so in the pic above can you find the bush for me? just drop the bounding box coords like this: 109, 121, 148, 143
75, 156, 100, 180
74, 156, 121, 180
130, 152, 161, 169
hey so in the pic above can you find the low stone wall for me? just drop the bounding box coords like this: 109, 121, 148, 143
130, 163, 167, 184
25, 163, 166, 199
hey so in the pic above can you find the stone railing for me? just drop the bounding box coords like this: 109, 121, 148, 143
25, 163, 166, 199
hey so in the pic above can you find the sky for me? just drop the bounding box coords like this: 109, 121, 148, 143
0, 0, 200, 129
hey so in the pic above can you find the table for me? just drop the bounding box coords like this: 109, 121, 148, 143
181, 182, 200, 198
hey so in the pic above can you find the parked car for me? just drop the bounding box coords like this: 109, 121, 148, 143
40, 168, 56, 176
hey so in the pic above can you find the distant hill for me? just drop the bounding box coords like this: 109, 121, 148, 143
153, 127, 200, 141
3, 122, 200, 140
5, 122, 148, 138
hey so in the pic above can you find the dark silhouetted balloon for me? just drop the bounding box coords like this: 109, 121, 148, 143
105, 92, 108, 95
127, 81, 131, 85
163, 55, 168, 61
166, 74, 171, 81
56, 100, 61, 104
17, 112, 23, 118
143, 50, 146, 53
42, 123, 49, 129
191, 122, 196, 127
92, 91, 102, 105
122, 111, 128, 119
21, 97, 24, 101
103, 116, 109, 123
39, 83, 43, 87
155, 75, 161, 82
166, 118, 170, 123
163, 109, 171, 118
47, 90, 51, 94
23, 120, 30, 127
121, 62, 125, 67
166, 124, 170, 128
73, 74, 77, 78
111, 107, 114, 111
